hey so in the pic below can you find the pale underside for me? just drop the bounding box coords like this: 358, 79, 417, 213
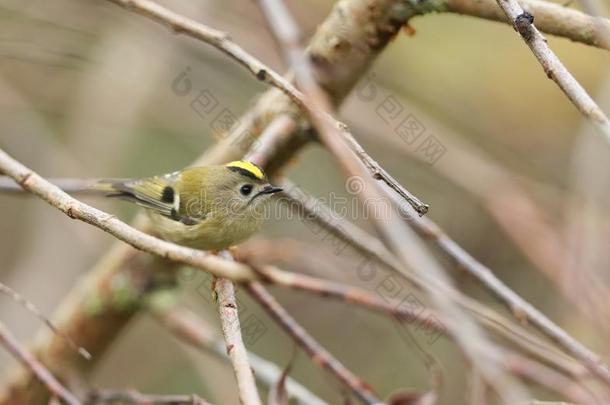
148, 208, 265, 251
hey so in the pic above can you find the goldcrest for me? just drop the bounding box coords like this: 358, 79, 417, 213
96, 160, 282, 251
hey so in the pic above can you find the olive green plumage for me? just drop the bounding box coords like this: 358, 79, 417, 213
95, 161, 281, 251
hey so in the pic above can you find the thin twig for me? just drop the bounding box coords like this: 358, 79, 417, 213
213, 252, 262, 405
493, 0, 610, 144
260, 0, 429, 215
105, 0, 296, 104
152, 305, 326, 405
0, 321, 81, 405
503, 351, 602, 403
86, 389, 210, 404
245, 282, 381, 405
0, 282, 91, 361
445, 0, 610, 50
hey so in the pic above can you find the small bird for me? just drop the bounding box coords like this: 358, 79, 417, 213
96, 160, 282, 251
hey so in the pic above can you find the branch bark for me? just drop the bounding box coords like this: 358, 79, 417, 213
0, 322, 81, 405
492, 0, 610, 144
213, 274, 262, 405
445, 0, 610, 50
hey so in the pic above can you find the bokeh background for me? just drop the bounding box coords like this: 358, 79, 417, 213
0, 0, 609, 403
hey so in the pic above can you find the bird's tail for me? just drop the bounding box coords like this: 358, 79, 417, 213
91, 178, 130, 194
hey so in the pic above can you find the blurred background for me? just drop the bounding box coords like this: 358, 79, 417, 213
0, 0, 609, 403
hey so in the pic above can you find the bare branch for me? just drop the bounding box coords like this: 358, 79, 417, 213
445, 0, 610, 50
105, 0, 301, 109
503, 351, 603, 403
0, 282, 90, 361
411, 206, 610, 385
350, 103, 610, 328
213, 252, 262, 405
0, 322, 81, 405
492, 0, 610, 144
251, 263, 446, 331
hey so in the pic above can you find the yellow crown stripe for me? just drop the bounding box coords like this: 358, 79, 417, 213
225, 160, 265, 180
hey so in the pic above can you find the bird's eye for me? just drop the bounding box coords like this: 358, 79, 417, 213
240, 184, 253, 196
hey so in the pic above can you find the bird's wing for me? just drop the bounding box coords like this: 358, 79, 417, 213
97, 174, 177, 218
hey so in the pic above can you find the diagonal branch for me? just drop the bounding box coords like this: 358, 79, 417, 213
445, 0, 610, 50
492, 0, 610, 144
0, 322, 81, 405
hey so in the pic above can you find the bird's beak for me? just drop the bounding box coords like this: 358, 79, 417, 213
248, 185, 283, 206
260, 185, 283, 195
